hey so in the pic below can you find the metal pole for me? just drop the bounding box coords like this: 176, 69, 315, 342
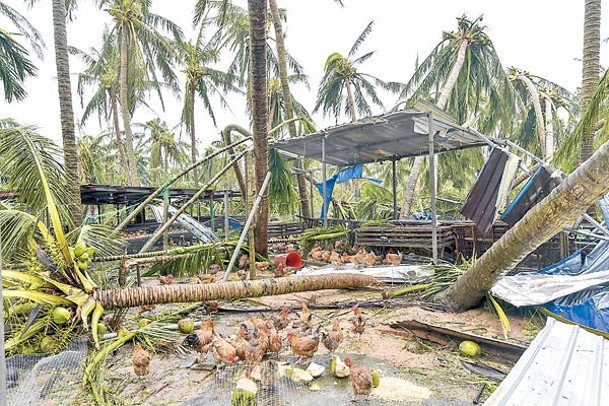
429, 113, 438, 260
222, 171, 272, 282
309, 169, 314, 218
322, 137, 328, 228
209, 194, 215, 232
392, 160, 398, 220
0, 222, 7, 406
224, 190, 229, 241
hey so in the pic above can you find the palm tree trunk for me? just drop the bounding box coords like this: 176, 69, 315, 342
119, 23, 139, 186
436, 135, 609, 311
189, 84, 199, 186
580, 0, 601, 163
94, 274, 377, 309
345, 76, 357, 122
517, 74, 546, 155
268, 0, 311, 219
222, 125, 249, 200
400, 157, 424, 219
544, 96, 554, 161
51, 0, 82, 224
111, 94, 129, 178
401, 38, 470, 218
248, 0, 269, 257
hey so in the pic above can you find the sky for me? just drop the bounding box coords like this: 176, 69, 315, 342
3, 0, 609, 149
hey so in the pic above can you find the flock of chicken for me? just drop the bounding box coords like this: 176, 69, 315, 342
131, 302, 373, 401
310, 243, 403, 267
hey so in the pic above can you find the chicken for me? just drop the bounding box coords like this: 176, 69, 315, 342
203, 300, 220, 314
329, 251, 342, 265
183, 319, 215, 358
250, 315, 270, 333
287, 331, 319, 359
384, 251, 403, 266
208, 263, 221, 275
344, 358, 372, 401
352, 249, 367, 265
255, 261, 270, 272
299, 301, 313, 332
132, 343, 151, 378
361, 251, 377, 267
136, 305, 155, 317
350, 305, 366, 338
198, 274, 218, 284
321, 250, 332, 262
158, 274, 174, 285
334, 240, 343, 250
273, 262, 285, 277
268, 328, 283, 354
237, 269, 247, 280
271, 306, 290, 331
238, 253, 250, 270
310, 246, 323, 261
230, 325, 248, 361
341, 251, 354, 264
212, 335, 238, 366
321, 318, 344, 354
245, 334, 264, 363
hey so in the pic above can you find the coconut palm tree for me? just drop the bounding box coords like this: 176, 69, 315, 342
396, 15, 514, 218
100, 0, 183, 186
314, 21, 389, 123
138, 118, 188, 184
580, 0, 601, 164
0, 1, 44, 102
176, 33, 241, 185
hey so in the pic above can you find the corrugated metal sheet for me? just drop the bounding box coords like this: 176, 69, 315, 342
485, 317, 609, 406
272, 102, 487, 167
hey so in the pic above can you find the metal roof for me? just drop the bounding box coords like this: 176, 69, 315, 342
272, 101, 486, 167
80, 184, 241, 205
485, 317, 609, 406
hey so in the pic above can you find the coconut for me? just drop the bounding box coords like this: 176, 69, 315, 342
291, 368, 314, 383
371, 370, 380, 388
79, 252, 89, 262
306, 362, 325, 378
74, 241, 86, 257
52, 307, 70, 324
85, 247, 96, 257
331, 355, 350, 378
40, 336, 54, 353
459, 340, 481, 357
178, 318, 195, 334
231, 377, 258, 406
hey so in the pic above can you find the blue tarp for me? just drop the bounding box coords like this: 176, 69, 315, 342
316, 165, 381, 218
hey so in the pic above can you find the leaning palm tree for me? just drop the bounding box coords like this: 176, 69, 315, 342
100, 0, 183, 186
314, 21, 389, 123
176, 32, 241, 185
396, 15, 514, 218
0, 1, 44, 101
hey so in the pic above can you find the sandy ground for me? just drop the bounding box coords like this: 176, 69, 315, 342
90, 273, 538, 406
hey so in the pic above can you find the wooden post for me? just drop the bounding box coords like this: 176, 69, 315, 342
429, 113, 438, 260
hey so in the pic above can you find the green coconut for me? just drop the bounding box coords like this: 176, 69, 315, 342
85, 247, 96, 257
40, 336, 54, 353
231, 377, 258, 406
459, 340, 481, 357
371, 370, 380, 388
52, 307, 70, 324
178, 318, 195, 334
79, 252, 89, 262
74, 241, 86, 257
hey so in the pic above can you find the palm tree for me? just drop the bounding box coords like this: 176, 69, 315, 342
139, 118, 188, 184
176, 33, 240, 185
580, 0, 601, 163
0, 1, 44, 102
396, 15, 514, 218
100, 0, 183, 186
314, 21, 388, 123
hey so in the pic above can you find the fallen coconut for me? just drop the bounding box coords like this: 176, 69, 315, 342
459, 340, 481, 357
178, 318, 195, 334
306, 362, 325, 378
52, 307, 70, 325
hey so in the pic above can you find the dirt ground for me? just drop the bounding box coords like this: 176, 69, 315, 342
93, 273, 540, 406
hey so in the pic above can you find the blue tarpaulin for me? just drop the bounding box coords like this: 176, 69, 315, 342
316, 165, 381, 218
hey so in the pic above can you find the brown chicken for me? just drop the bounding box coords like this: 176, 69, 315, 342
198, 274, 218, 284
238, 253, 250, 270
237, 269, 247, 280
321, 250, 332, 262
351, 305, 366, 338
250, 315, 269, 333
183, 319, 215, 358
384, 251, 403, 266
208, 263, 221, 275
212, 335, 238, 366
344, 358, 372, 401
352, 249, 367, 265
271, 306, 290, 331
341, 251, 354, 263
245, 334, 264, 363
132, 343, 151, 378
255, 261, 270, 272
203, 300, 220, 314
299, 301, 313, 332
321, 318, 344, 353
136, 304, 155, 317
310, 246, 323, 260
334, 240, 343, 250
329, 251, 342, 265
230, 325, 248, 361
158, 274, 174, 284
287, 331, 319, 359
268, 328, 283, 354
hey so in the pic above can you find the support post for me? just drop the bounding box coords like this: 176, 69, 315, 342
209, 193, 215, 232
222, 172, 272, 282
224, 190, 230, 241
322, 137, 328, 228
428, 113, 438, 260
0, 223, 6, 406
392, 159, 398, 220
309, 169, 314, 218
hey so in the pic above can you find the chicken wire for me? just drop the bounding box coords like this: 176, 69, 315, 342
6, 339, 88, 406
